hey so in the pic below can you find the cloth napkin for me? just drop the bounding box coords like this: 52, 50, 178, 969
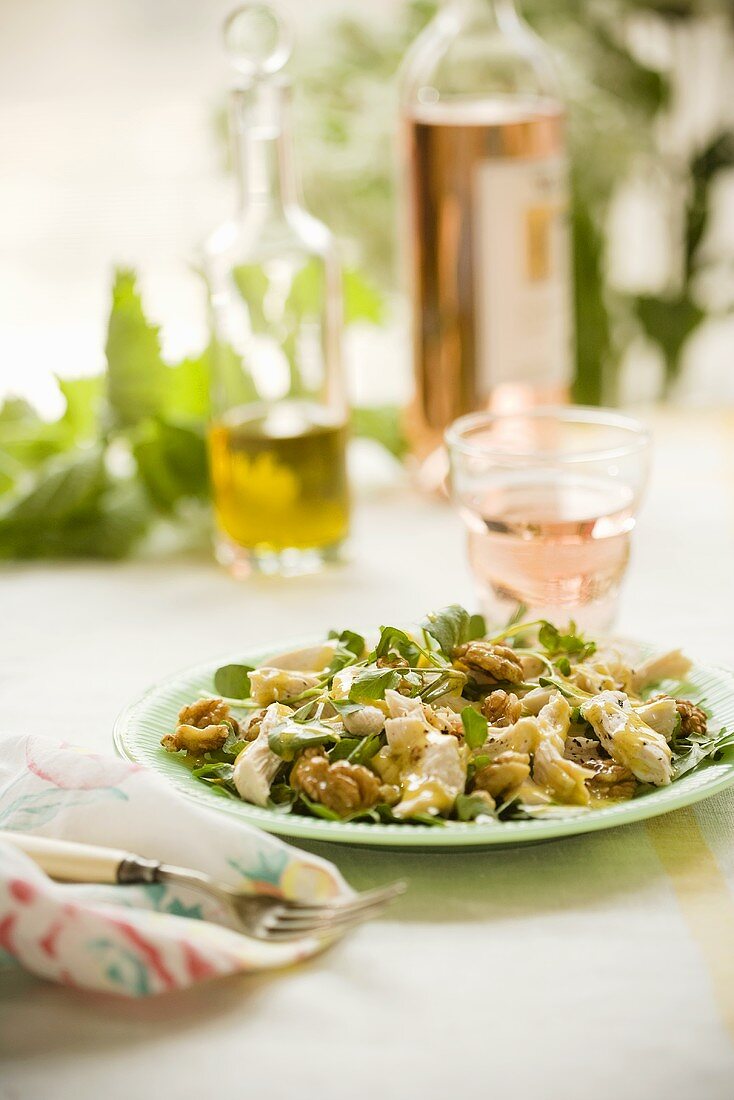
0, 732, 350, 997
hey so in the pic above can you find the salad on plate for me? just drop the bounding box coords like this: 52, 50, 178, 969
160, 605, 733, 827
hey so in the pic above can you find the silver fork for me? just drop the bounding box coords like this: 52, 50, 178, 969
0, 832, 406, 942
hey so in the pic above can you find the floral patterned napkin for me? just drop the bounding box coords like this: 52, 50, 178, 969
0, 732, 349, 996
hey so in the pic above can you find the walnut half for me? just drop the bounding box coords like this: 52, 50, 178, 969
161, 696, 238, 755
290, 749, 382, 817
481, 689, 522, 727
673, 698, 708, 738
453, 642, 524, 684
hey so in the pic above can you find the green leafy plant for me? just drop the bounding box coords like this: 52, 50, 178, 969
0, 269, 405, 560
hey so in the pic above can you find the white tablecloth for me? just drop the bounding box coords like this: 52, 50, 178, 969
2, 410, 734, 1099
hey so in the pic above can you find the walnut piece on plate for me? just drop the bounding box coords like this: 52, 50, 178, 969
290, 749, 382, 817
452, 642, 524, 684
161, 696, 237, 755
481, 689, 522, 727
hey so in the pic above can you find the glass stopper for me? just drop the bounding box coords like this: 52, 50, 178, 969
223, 4, 292, 80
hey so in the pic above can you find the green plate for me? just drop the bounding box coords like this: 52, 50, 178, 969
114, 638, 734, 849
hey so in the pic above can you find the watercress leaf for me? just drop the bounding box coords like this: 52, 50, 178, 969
557, 656, 572, 676
329, 698, 362, 719
327, 628, 367, 674
268, 783, 297, 811
268, 721, 340, 761
297, 793, 341, 821
422, 604, 471, 657
192, 761, 237, 797
538, 621, 560, 652
349, 667, 401, 702
373, 625, 421, 666
329, 628, 365, 658
461, 706, 488, 750
328, 738, 361, 762
291, 699, 322, 723
468, 613, 486, 641
214, 664, 253, 699
455, 793, 496, 822
348, 733, 382, 766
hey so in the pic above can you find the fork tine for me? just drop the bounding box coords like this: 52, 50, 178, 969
281, 881, 407, 916
268, 891, 401, 934
263, 903, 391, 940
269, 898, 392, 933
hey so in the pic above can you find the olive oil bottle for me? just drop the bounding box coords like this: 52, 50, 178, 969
208, 403, 350, 557
204, 5, 349, 576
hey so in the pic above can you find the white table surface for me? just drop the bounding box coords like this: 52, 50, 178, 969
2, 410, 734, 1099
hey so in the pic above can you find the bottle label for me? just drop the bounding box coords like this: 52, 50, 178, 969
474, 154, 572, 392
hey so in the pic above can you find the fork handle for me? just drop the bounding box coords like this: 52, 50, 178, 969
0, 831, 161, 886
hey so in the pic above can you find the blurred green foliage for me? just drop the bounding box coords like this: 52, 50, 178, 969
0, 269, 401, 559
294, 0, 734, 401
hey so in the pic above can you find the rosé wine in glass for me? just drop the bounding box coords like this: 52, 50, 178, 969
446, 408, 651, 632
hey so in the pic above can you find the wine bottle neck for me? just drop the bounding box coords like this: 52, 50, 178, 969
230, 80, 299, 213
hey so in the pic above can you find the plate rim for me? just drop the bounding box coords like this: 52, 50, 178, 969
113, 637, 734, 849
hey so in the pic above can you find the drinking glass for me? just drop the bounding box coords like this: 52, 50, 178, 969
446, 407, 652, 631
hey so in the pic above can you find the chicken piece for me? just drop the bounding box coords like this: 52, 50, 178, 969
636, 696, 679, 741
581, 691, 672, 786
570, 649, 634, 695
483, 716, 543, 760
390, 732, 467, 819
570, 663, 619, 695
342, 705, 385, 738
373, 690, 467, 818
425, 705, 465, 738
530, 694, 592, 805
481, 690, 522, 727
534, 739, 592, 805
249, 667, 321, 705
519, 686, 555, 716
452, 642, 524, 684
161, 722, 229, 755
264, 641, 339, 672
290, 749, 381, 817
232, 703, 292, 805
384, 689, 422, 719
631, 650, 692, 693
474, 751, 530, 799
331, 665, 362, 700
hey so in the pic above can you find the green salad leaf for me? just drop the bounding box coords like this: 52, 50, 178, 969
422, 604, 485, 658
349, 667, 401, 702
372, 625, 422, 666
460, 706, 488, 750
538, 620, 596, 662
268, 720, 340, 761
214, 664, 254, 699
454, 792, 496, 822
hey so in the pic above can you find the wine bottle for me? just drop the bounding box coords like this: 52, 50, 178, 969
400, 0, 573, 477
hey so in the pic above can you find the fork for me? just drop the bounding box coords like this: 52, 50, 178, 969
0, 832, 406, 942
